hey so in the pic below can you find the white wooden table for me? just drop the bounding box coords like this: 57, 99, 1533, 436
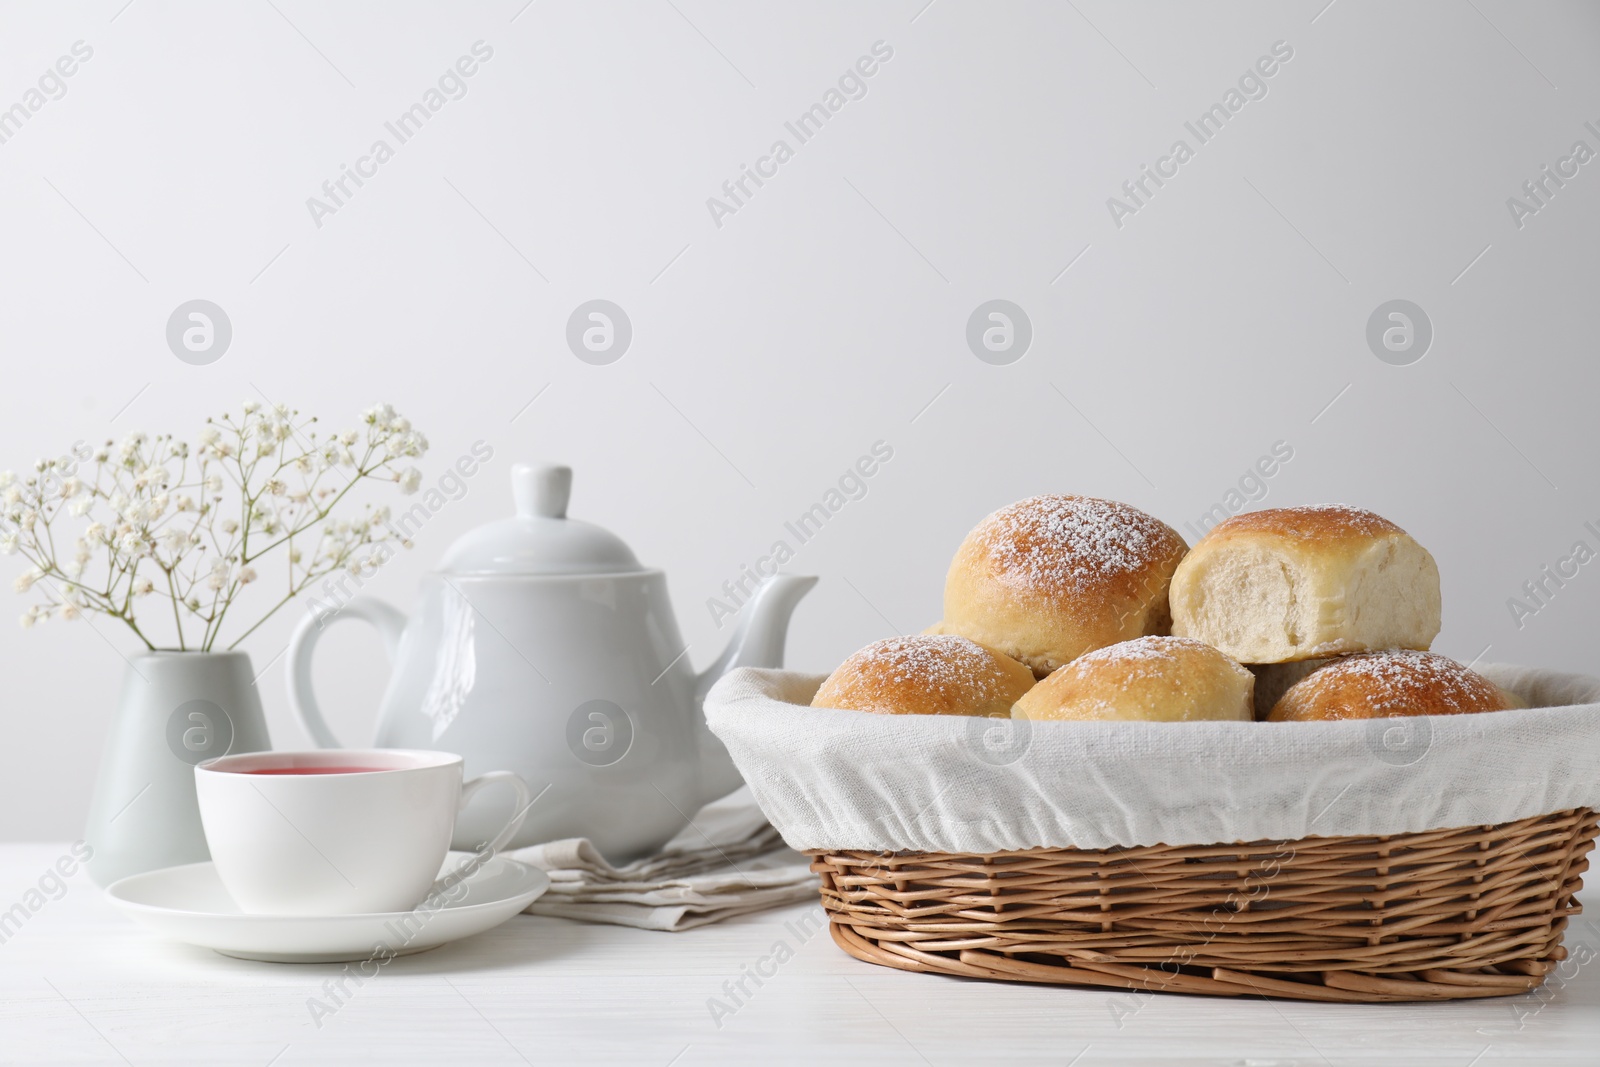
1, 844, 1596, 1065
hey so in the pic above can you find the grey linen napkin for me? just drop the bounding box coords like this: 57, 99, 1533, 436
508, 787, 818, 931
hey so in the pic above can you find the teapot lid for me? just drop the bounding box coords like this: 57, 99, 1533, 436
436, 463, 644, 575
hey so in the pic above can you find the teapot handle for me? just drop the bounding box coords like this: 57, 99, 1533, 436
285, 596, 407, 748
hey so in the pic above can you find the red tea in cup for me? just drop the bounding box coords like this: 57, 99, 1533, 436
238, 766, 393, 775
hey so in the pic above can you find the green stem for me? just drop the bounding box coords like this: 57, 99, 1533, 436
226, 589, 298, 650
163, 565, 186, 651
120, 613, 157, 651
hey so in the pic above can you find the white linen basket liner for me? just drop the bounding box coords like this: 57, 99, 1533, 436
705, 663, 1600, 855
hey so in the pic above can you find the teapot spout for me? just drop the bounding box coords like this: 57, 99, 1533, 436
692, 575, 816, 803
693, 575, 817, 703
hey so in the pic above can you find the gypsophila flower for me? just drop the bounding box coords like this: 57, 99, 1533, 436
3, 402, 429, 650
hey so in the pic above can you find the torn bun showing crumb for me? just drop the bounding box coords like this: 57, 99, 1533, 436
1170, 505, 1440, 664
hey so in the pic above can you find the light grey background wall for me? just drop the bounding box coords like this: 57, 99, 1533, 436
0, 1, 1596, 839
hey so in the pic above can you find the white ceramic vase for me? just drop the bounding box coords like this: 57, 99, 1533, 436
83, 651, 272, 887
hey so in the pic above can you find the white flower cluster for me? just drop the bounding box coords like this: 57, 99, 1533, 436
0, 401, 429, 651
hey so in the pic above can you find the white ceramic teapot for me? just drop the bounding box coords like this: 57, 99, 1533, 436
285, 463, 814, 862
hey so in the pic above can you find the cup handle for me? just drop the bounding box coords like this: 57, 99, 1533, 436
459, 770, 535, 856
428, 770, 535, 899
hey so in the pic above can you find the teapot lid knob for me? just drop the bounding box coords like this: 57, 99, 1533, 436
513, 463, 571, 519
439, 461, 641, 574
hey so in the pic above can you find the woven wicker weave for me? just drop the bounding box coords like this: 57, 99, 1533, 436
809, 808, 1597, 1002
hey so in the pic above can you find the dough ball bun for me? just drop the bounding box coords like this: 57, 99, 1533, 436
1012, 636, 1254, 723
1169, 505, 1441, 664
811, 634, 1035, 717
934, 495, 1189, 677
1267, 650, 1514, 722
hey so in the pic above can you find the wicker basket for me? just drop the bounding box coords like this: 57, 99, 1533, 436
809, 807, 1597, 1002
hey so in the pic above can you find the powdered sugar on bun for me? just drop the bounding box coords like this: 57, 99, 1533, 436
938, 496, 1188, 676
1267, 650, 1513, 722
980, 496, 1187, 599
1071, 635, 1224, 671
1013, 636, 1254, 723
811, 634, 1035, 717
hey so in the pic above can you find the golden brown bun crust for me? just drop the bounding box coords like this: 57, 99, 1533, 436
1012, 636, 1254, 723
1267, 650, 1514, 722
1169, 505, 1441, 663
1204, 505, 1405, 544
811, 635, 1035, 717
938, 496, 1189, 677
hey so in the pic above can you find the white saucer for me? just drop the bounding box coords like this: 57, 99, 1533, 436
106, 852, 549, 963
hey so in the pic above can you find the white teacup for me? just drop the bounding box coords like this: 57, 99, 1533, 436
195, 749, 531, 916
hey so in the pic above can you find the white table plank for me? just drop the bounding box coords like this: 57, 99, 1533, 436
1, 844, 1596, 1065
